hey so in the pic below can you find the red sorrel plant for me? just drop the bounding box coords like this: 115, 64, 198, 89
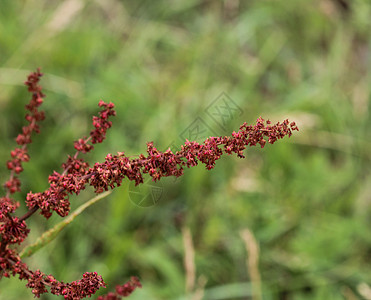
0, 69, 298, 299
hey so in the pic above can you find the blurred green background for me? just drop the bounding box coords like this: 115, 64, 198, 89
1, 0, 371, 299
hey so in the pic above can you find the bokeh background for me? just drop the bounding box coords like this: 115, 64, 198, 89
1, 0, 371, 299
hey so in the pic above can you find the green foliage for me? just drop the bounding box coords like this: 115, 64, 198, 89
1, 0, 371, 299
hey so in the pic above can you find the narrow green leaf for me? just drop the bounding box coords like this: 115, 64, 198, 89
20, 191, 112, 258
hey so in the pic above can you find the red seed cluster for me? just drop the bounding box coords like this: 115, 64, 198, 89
86, 116, 298, 192
0, 70, 112, 299
4, 68, 44, 194
25, 101, 116, 219
23, 116, 298, 220
24, 270, 106, 299
0, 69, 298, 299
0, 197, 19, 219
0, 217, 29, 245
98, 276, 142, 299
90, 100, 116, 144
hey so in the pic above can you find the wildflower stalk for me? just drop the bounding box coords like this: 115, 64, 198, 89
0, 69, 298, 299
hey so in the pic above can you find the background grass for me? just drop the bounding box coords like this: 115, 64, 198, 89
1, 0, 371, 299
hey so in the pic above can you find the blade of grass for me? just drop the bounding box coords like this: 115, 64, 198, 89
20, 191, 112, 258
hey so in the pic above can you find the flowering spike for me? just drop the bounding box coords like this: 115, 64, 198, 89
0, 69, 298, 299
3, 68, 45, 196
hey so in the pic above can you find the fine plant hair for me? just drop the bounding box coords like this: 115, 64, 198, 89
0, 69, 298, 299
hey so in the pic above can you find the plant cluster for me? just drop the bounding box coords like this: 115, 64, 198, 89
0, 69, 298, 299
